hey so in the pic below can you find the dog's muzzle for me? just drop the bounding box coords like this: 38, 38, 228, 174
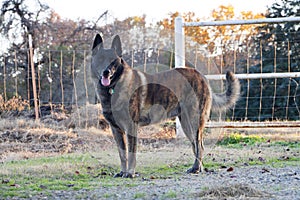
102, 69, 111, 78
101, 69, 111, 86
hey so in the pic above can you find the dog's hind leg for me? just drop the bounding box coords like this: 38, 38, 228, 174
179, 109, 204, 173
187, 120, 205, 174
111, 126, 128, 178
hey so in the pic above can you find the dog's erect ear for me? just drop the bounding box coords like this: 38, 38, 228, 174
111, 35, 122, 57
92, 34, 103, 50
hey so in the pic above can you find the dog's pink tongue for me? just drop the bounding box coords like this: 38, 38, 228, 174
101, 77, 111, 86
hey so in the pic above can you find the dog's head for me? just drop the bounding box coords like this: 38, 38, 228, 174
91, 34, 123, 87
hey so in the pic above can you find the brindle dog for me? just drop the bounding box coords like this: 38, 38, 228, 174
91, 34, 240, 178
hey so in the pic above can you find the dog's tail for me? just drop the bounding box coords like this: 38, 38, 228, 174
211, 71, 240, 112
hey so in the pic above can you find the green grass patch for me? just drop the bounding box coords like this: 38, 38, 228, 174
140, 163, 192, 178
217, 133, 300, 149
0, 154, 119, 198
217, 133, 266, 148
134, 192, 146, 199
271, 141, 300, 148
1, 154, 192, 198
247, 156, 300, 167
163, 190, 177, 199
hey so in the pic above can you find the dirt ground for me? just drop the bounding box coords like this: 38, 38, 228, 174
0, 105, 300, 199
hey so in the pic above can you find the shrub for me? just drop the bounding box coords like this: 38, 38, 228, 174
0, 95, 30, 112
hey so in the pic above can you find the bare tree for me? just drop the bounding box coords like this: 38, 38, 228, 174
1, 0, 50, 108
1, 0, 49, 49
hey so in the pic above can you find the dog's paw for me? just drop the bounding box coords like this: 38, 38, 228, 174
187, 164, 204, 174
186, 167, 200, 174
122, 172, 134, 178
187, 165, 204, 174
113, 171, 137, 178
113, 171, 124, 178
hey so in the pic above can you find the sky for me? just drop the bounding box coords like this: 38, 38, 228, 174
45, 0, 277, 23
0, 0, 277, 52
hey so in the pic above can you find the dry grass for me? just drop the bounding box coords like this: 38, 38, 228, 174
1, 104, 299, 165
197, 183, 270, 199
63, 104, 109, 130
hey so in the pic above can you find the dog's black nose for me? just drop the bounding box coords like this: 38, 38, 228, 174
102, 69, 110, 78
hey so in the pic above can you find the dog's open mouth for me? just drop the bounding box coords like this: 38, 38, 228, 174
101, 76, 111, 86
101, 69, 112, 86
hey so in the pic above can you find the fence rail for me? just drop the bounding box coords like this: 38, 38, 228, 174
184, 16, 300, 27
174, 16, 300, 130
206, 72, 300, 80
206, 121, 300, 128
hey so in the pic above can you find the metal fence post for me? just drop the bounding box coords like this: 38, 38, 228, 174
175, 16, 185, 138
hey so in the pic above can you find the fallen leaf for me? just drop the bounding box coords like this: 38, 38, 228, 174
39, 185, 47, 189
261, 168, 270, 173
66, 184, 75, 187
227, 167, 234, 172
279, 156, 289, 160
10, 184, 20, 188
258, 157, 265, 162
2, 179, 10, 184
204, 168, 215, 173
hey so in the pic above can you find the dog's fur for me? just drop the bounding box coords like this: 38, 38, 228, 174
91, 34, 240, 178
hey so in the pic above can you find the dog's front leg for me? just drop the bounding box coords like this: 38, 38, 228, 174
125, 124, 138, 178
111, 126, 128, 178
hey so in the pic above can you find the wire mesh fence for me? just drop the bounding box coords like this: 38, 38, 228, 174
1, 31, 300, 126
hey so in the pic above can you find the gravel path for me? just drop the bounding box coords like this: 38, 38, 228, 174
22, 165, 299, 200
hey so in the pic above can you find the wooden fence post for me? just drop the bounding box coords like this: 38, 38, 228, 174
28, 34, 39, 121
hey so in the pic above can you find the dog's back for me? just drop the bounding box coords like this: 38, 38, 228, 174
112, 67, 211, 126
